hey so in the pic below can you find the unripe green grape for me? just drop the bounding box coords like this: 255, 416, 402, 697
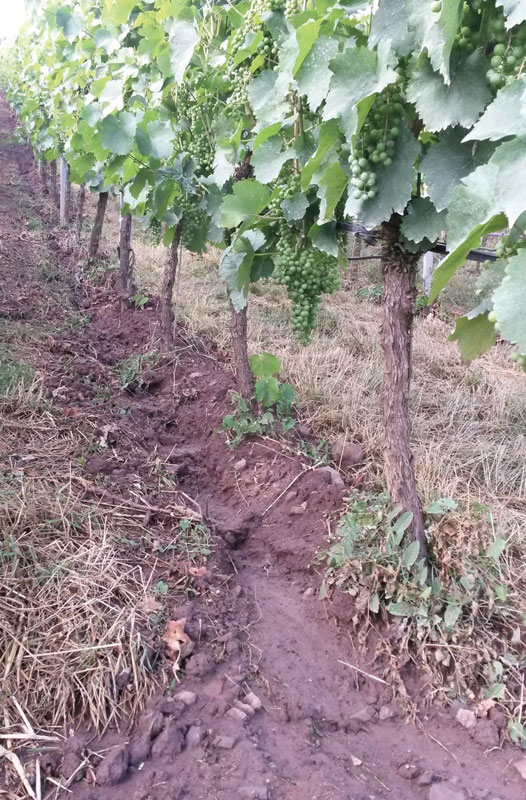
431, 1, 442, 12
488, 311, 498, 323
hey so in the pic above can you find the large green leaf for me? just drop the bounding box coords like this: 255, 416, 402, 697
301, 119, 341, 190
98, 79, 125, 114
293, 19, 322, 77
168, 20, 199, 84
449, 308, 497, 362
369, 0, 412, 57
296, 36, 339, 112
464, 77, 526, 142
492, 252, 526, 351
401, 197, 446, 245
406, 51, 491, 132
496, 0, 526, 27
317, 162, 347, 223
100, 112, 137, 155
107, 0, 137, 25
147, 119, 174, 159
220, 180, 271, 229
219, 230, 266, 310
322, 41, 397, 140
55, 8, 82, 41
345, 121, 420, 228
251, 137, 293, 184
248, 70, 290, 128
405, 0, 463, 82
420, 127, 489, 212
282, 192, 309, 222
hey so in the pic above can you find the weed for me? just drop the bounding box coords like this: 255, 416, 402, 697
132, 288, 149, 309
38, 262, 60, 282
0, 358, 34, 394
222, 353, 296, 447
27, 218, 42, 231
355, 284, 384, 303
318, 492, 526, 738
116, 351, 160, 390
298, 437, 329, 464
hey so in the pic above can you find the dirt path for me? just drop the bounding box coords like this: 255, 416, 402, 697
0, 95, 521, 800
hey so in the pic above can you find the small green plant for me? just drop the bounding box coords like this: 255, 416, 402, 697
132, 288, 149, 309
27, 218, 42, 231
318, 492, 526, 737
355, 284, 384, 303
222, 353, 296, 447
0, 358, 34, 394
117, 351, 160, 390
298, 438, 329, 465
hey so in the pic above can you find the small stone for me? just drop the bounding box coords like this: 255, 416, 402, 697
157, 697, 185, 716
514, 759, 526, 781
244, 692, 262, 711
238, 787, 269, 799
350, 706, 376, 723
329, 439, 364, 470
379, 705, 396, 721
472, 790, 489, 800
284, 490, 297, 502
96, 745, 129, 786
129, 734, 152, 767
474, 719, 499, 748
234, 458, 247, 472
418, 772, 435, 786
175, 690, 197, 707
289, 505, 306, 516
398, 763, 420, 780
455, 708, 476, 730
235, 700, 256, 717
303, 587, 314, 599
185, 726, 204, 749
297, 423, 311, 438
189, 372, 202, 379
429, 783, 466, 800
317, 466, 345, 490
213, 735, 236, 750
227, 707, 248, 722
151, 721, 185, 758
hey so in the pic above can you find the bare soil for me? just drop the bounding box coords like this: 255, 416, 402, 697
0, 95, 522, 800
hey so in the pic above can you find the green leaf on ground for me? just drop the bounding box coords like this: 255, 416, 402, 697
250, 352, 281, 378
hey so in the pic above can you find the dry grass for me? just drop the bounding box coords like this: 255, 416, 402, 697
122, 229, 526, 545
0, 383, 162, 739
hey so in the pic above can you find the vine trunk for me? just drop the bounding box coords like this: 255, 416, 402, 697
160, 225, 181, 347
380, 219, 427, 558
88, 191, 108, 263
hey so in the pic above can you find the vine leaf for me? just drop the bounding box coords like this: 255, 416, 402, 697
405, 0, 463, 82
282, 192, 309, 222
219, 230, 266, 311
168, 20, 199, 84
220, 180, 271, 230
464, 77, 526, 142
449, 308, 497, 362
496, 0, 526, 27
492, 252, 526, 351
248, 70, 290, 128
420, 127, 490, 211
98, 79, 125, 115
345, 121, 420, 228
301, 119, 341, 190
323, 41, 397, 140
293, 19, 322, 76
108, 0, 138, 25
369, 0, 412, 57
317, 162, 347, 223
252, 137, 293, 184
297, 36, 339, 112
309, 222, 339, 257
406, 51, 491, 132
401, 197, 446, 245
100, 112, 137, 155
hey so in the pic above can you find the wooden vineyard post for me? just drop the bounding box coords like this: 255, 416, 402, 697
160, 225, 182, 347
59, 156, 70, 225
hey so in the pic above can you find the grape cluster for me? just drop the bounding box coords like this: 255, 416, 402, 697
178, 194, 208, 250
487, 24, 526, 89
274, 224, 340, 343
226, 66, 251, 111
348, 78, 404, 201
262, 30, 279, 62
149, 216, 162, 246
268, 173, 301, 217
174, 83, 216, 176
268, 0, 299, 18
495, 234, 526, 259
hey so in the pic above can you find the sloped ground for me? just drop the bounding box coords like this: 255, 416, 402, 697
0, 95, 522, 800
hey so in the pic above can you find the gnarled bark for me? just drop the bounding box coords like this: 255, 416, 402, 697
49, 159, 59, 209
76, 184, 86, 243
230, 301, 254, 400
88, 191, 108, 262
160, 225, 181, 347
117, 212, 134, 303
380, 218, 427, 558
